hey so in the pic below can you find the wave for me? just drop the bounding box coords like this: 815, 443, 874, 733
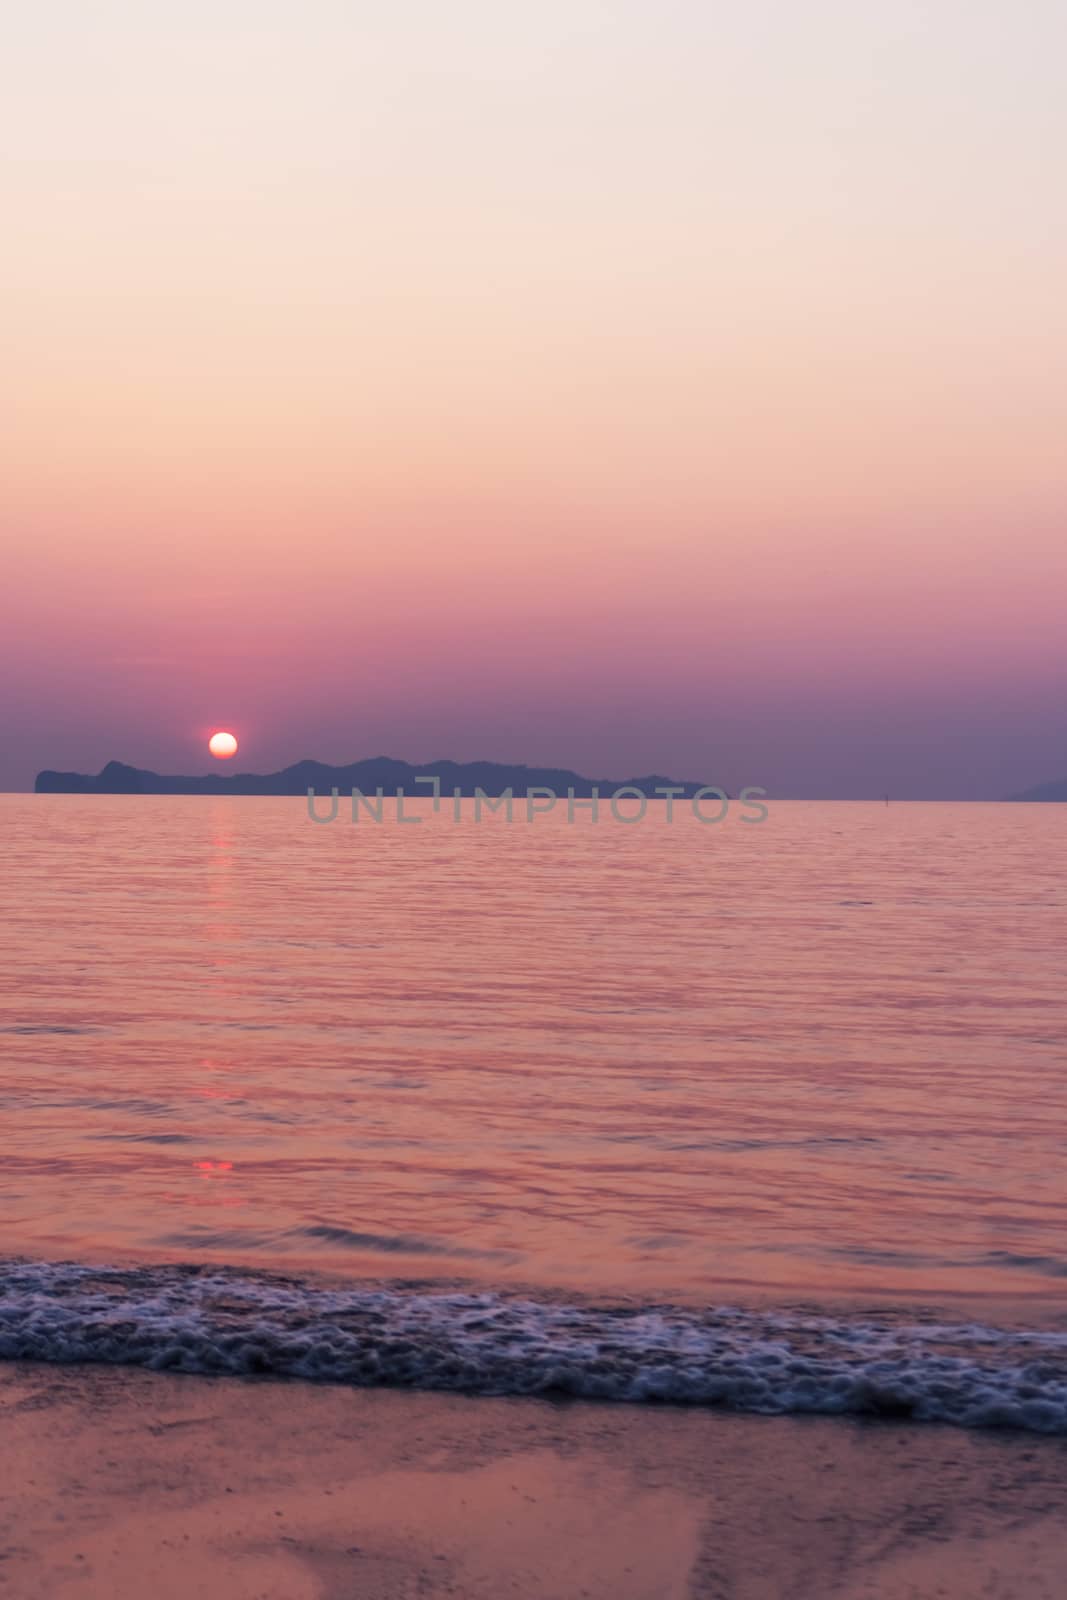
3, 1258, 1067, 1434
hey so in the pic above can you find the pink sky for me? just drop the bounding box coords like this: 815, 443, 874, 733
3, 2, 1065, 795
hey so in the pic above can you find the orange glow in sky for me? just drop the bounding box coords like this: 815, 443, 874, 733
3, 4, 1066, 797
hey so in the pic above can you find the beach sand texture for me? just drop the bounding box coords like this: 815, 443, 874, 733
3, 1363, 1066, 1600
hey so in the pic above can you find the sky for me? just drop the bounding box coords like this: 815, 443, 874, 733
2, 0, 1065, 797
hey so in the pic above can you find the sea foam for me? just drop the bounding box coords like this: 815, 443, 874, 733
2, 1258, 1067, 1433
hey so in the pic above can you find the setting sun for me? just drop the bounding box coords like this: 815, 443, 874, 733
208, 731, 238, 760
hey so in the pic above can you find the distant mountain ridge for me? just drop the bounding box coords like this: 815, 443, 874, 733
1005, 777, 1067, 802
35, 758, 713, 798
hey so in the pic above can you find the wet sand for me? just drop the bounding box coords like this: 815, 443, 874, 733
2, 1362, 1066, 1599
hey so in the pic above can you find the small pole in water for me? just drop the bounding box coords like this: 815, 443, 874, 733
884, 792, 889, 806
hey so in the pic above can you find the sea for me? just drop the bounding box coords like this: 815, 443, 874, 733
2, 793, 1067, 1432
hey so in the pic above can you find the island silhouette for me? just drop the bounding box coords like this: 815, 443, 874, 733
1006, 777, 1067, 802
35, 758, 714, 798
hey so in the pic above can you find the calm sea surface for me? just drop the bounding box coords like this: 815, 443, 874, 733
3, 795, 1067, 1427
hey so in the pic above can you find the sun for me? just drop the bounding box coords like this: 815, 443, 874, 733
208, 730, 238, 760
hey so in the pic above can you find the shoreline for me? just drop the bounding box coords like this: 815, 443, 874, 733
5, 1258, 1067, 1433
3, 1361, 1067, 1599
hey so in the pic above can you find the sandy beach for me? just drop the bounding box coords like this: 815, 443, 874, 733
2, 1362, 1065, 1600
